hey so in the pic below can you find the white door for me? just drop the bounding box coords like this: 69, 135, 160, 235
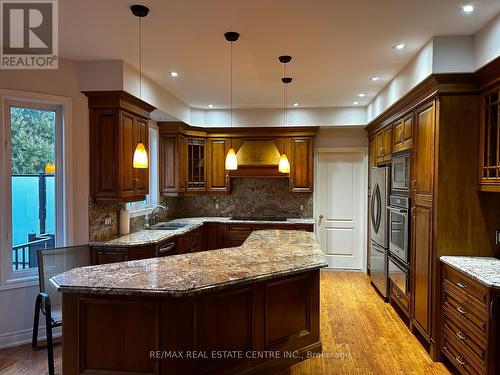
316, 151, 366, 269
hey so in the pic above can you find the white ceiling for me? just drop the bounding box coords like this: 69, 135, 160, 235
60, 0, 500, 109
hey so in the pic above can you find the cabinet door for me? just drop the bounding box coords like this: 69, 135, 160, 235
178, 135, 187, 192
89, 109, 119, 200
186, 138, 206, 192
159, 134, 177, 193
128, 245, 155, 261
207, 139, 230, 192
375, 130, 384, 164
412, 204, 432, 336
413, 102, 435, 199
134, 118, 149, 196
290, 137, 314, 193
393, 119, 404, 152
119, 111, 137, 198
225, 225, 253, 247
403, 114, 413, 147
479, 87, 500, 191
383, 126, 393, 161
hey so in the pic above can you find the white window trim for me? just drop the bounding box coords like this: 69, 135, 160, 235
126, 123, 159, 218
0, 89, 73, 289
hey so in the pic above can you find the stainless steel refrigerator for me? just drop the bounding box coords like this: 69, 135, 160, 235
370, 166, 390, 299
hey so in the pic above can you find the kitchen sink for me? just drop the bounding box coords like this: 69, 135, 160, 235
146, 223, 188, 230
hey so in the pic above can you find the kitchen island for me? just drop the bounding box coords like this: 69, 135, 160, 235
52, 230, 327, 375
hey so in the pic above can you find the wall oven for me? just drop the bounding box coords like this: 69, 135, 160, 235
388, 195, 410, 265
391, 154, 410, 194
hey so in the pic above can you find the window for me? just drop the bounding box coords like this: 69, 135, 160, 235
126, 124, 159, 214
1, 92, 70, 285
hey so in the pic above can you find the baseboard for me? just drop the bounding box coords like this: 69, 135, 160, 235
0, 326, 61, 350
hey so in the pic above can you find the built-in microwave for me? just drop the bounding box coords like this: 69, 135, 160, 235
391, 154, 410, 194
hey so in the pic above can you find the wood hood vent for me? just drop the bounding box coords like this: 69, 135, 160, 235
229, 140, 287, 178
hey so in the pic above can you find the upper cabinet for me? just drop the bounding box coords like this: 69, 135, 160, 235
479, 84, 500, 192
86, 91, 155, 203
393, 114, 413, 153
290, 137, 314, 193
375, 125, 392, 164
158, 124, 317, 195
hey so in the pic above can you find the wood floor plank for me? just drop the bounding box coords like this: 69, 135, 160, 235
0, 270, 450, 375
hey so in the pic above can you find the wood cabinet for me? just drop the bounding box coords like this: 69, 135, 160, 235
90, 245, 156, 265
186, 138, 206, 192
86, 91, 155, 202
478, 84, 500, 192
206, 138, 230, 193
176, 225, 205, 254
441, 263, 500, 375
375, 126, 392, 164
366, 66, 500, 361
393, 114, 413, 153
159, 133, 187, 194
290, 137, 314, 193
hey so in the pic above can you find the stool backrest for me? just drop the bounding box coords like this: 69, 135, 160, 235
36, 245, 90, 307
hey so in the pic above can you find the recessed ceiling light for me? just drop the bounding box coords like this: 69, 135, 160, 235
293, 102, 299, 107
169, 71, 178, 77
353, 101, 359, 105
460, 4, 476, 13
208, 104, 214, 108
392, 43, 406, 50
358, 92, 367, 97
371, 76, 381, 81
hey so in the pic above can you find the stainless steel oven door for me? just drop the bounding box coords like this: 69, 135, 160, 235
392, 155, 409, 192
388, 257, 409, 295
388, 206, 409, 264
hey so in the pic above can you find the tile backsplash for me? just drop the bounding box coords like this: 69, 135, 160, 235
89, 178, 312, 241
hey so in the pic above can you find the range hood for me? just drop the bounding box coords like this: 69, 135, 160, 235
229, 140, 288, 178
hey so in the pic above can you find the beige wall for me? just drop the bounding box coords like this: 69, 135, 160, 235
0, 59, 89, 347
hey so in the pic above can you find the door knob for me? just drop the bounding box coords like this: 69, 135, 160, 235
318, 215, 324, 226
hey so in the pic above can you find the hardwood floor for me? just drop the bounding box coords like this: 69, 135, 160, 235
0, 270, 450, 375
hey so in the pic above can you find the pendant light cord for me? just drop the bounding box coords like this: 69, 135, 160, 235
139, 17, 142, 100
230, 40, 233, 148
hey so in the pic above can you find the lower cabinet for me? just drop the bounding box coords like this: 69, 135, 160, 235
176, 225, 205, 254
90, 245, 155, 265
441, 264, 499, 375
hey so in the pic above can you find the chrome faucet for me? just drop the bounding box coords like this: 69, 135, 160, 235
145, 205, 167, 227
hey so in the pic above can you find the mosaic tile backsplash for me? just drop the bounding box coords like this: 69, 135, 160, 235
89, 178, 312, 241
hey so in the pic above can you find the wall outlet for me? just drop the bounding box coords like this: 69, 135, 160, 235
215, 203, 220, 210
496, 230, 500, 245
103, 215, 112, 227
300, 205, 304, 211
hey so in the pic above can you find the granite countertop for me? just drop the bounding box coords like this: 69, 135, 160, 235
52, 230, 327, 297
90, 217, 315, 248
440, 256, 500, 288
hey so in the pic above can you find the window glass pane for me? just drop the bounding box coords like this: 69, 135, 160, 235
10, 106, 56, 271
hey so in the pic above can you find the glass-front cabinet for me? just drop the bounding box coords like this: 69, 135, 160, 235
479, 85, 500, 191
186, 138, 206, 191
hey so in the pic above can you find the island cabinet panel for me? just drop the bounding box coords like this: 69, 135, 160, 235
176, 226, 205, 254
205, 223, 226, 250
206, 138, 231, 193
62, 270, 322, 375
290, 137, 314, 193
86, 91, 155, 203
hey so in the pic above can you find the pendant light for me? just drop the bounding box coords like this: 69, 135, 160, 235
278, 55, 291, 174
131, 5, 149, 169
224, 31, 240, 171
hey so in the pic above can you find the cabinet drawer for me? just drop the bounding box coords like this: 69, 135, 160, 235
442, 328, 486, 375
442, 313, 487, 368
443, 289, 488, 342
390, 281, 409, 313
128, 246, 155, 261
444, 266, 489, 312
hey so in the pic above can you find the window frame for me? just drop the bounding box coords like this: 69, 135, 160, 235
126, 123, 159, 217
0, 90, 72, 288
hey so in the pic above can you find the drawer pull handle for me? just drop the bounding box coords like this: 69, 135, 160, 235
456, 331, 466, 341
455, 356, 466, 366
457, 306, 467, 315
456, 282, 467, 289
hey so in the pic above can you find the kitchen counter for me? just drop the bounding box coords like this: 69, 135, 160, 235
53, 229, 326, 297
57, 229, 325, 374
90, 216, 315, 248
440, 256, 500, 287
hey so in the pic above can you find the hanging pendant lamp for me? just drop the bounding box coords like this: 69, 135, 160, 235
131, 5, 149, 169
278, 55, 291, 174
224, 31, 240, 171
